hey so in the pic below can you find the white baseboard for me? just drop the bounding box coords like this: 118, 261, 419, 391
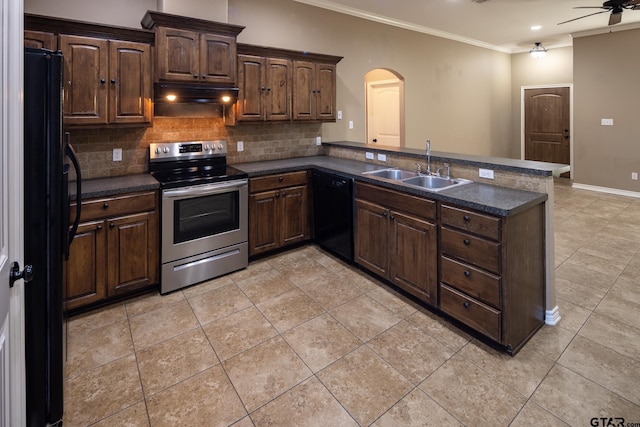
545, 306, 561, 326
572, 183, 640, 199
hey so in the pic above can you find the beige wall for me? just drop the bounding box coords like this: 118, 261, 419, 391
28, 0, 640, 192
25, 0, 156, 28
574, 29, 640, 192
510, 47, 573, 159
228, 0, 513, 156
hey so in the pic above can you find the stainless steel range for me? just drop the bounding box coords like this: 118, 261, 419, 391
149, 140, 248, 294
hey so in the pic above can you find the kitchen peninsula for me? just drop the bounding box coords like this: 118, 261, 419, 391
233, 142, 567, 354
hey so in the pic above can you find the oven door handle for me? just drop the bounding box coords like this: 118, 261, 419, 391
163, 179, 248, 199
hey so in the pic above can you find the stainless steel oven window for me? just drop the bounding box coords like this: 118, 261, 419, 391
173, 191, 239, 243
161, 180, 248, 264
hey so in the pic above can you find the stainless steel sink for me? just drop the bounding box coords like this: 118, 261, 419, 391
401, 175, 472, 192
363, 168, 418, 180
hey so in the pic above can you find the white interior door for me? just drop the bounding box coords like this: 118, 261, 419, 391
1, 0, 26, 425
367, 79, 401, 146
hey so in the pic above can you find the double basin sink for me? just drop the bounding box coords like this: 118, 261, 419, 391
363, 168, 472, 192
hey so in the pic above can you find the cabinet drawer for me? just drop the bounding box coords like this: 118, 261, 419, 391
440, 285, 501, 342
441, 204, 500, 241
355, 182, 436, 220
250, 171, 308, 193
440, 227, 501, 274
441, 256, 500, 308
73, 191, 157, 222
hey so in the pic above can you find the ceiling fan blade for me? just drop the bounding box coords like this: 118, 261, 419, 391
609, 11, 623, 24
558, 9, 610, 24
625, 0, 640, 5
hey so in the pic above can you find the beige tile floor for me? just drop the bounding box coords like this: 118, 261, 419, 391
64, 183, 640, 426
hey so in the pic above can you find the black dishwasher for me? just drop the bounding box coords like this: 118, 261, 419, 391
312, 170, 354, 263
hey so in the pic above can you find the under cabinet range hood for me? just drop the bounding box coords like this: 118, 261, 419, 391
154, 82, 239, 104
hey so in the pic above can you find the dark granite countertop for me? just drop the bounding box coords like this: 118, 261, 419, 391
69, 174, 160, 201
233, 155, 548, 217
324, 141, 570, 177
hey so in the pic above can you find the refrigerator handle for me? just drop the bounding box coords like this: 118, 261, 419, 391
64, 140, 82, 256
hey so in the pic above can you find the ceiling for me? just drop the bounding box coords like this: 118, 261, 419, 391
293, 0, 640, 53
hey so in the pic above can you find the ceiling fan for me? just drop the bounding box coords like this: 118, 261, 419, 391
558, 0, 640, 26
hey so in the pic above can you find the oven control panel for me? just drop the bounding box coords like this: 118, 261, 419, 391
150, 140, 227, 162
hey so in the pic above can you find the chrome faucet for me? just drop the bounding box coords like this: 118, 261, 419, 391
426, 139, 432, 175
444, 162, 450, 179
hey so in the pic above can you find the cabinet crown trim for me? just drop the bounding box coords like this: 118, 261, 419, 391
141, 10, 245, 36
238, 43, 342, 64
25, 13, 155, 44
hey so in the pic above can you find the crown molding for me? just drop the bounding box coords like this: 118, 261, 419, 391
292, 0, 511, 54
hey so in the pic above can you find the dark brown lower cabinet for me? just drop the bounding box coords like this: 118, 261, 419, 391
439, 202, 545, 354
354, 182, 437, 306
249, 171, 311, 256
65, 191, 159, 311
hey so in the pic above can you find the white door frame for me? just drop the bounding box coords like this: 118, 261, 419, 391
520, 84, 574, 179
366, 77, 404, 146
1, 0, 26, 424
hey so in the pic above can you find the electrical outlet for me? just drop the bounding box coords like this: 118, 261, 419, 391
377, 153, 387, 162
237, 141, 244, 152
365, 152, 374, 160
337, 110, 342, 120
348, 121, 354, 129
479, 168, 494, 179
601, 118, 614, 126
112, 148, 122, 162
632, 172, 638, 180
316, 136, 322, 146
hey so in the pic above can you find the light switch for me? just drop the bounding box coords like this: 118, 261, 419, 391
365, 152, 374, 160
237, 141, 244, 152
112, 148, 122, 162
601, 118, 614, 126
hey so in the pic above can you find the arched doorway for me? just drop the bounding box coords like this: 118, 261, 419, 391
365, 69, 405, 147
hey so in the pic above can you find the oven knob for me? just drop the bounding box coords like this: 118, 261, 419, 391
155, 147, 161, 154
205, 144, 212, 151
163, 147, 170, 154
217, 144, 224, 150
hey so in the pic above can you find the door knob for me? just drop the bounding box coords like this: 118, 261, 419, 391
10, 261, 34, 288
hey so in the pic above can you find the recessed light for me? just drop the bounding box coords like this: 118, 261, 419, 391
531, 25, 542, 31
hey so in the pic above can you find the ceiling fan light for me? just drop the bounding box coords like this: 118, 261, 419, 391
530, 42, 547, 58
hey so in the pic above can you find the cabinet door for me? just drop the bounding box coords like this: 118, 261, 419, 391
65, 220, 107, 310
108, 40, 152, 124
354, 199, 389, 277
200, 33, 237, 84
156, 27, 199, 82
249, 190, 279, 255
107, 211, 158, 296
315, 63, 336, 120
390, 211, 437, 305
280, 185, 309, 246
265, 58, 292, 121
59, 35, 109, 125
237, 55, 265, 121
292, 60, 315, 121
24, 30, 56, 50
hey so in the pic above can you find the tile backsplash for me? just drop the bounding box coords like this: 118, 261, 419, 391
67, 117, 323, 180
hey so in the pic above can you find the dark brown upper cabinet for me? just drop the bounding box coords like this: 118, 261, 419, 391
292, 61, 337, 121
25, 14, 154, 127
236, 54, 292, 122
141, 11, 244, 86
24, 30, 56, 50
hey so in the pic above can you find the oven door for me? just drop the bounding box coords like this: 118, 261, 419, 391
161, 179, 248, 263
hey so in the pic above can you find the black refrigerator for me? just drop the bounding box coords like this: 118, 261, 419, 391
24, 47, 82, 427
